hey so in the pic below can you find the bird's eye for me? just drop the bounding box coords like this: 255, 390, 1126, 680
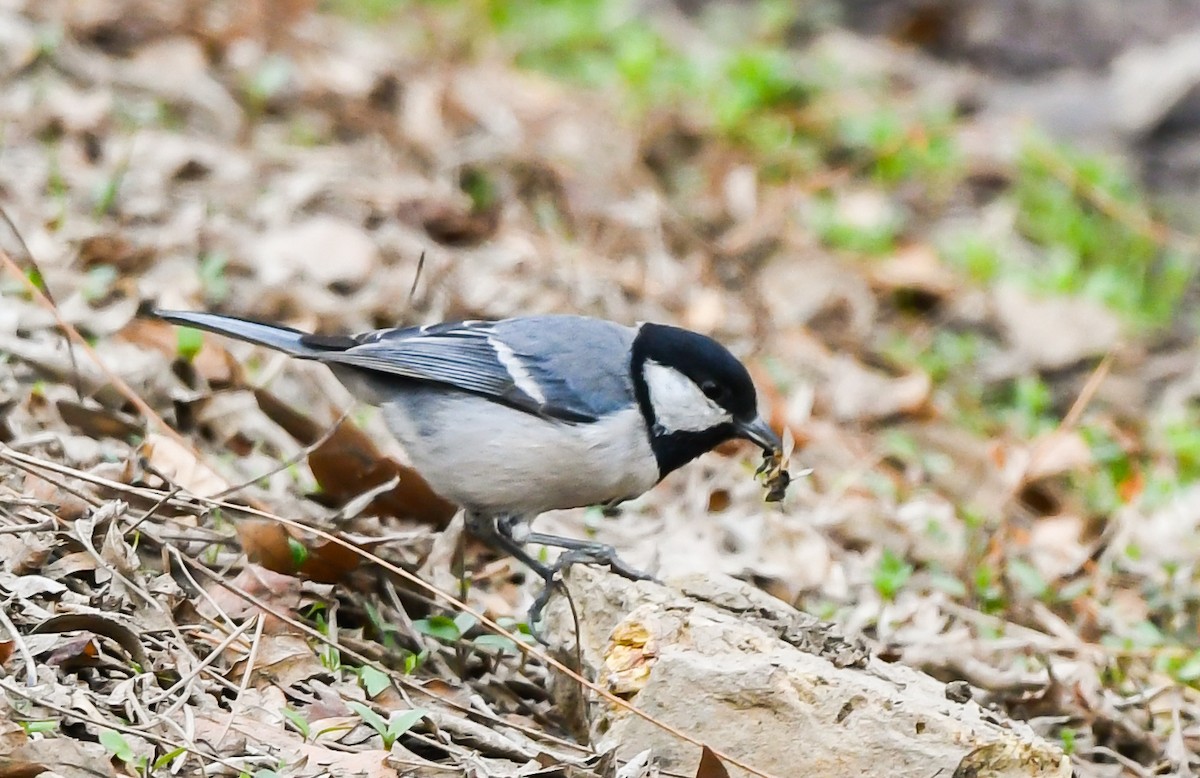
700, 380, 726, 402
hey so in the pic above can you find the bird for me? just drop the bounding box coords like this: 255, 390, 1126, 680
156, 309, 783, 624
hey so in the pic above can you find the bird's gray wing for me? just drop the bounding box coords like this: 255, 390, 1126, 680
488, 315, 636, 418
308, 316, 636, 422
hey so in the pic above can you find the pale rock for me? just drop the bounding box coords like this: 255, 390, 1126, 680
544, 567, 1070, 778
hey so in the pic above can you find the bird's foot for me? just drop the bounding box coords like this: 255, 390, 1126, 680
526, 545, 657, 643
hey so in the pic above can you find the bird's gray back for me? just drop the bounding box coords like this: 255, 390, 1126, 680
489, 315, 636, 419
319, 314, 638, 422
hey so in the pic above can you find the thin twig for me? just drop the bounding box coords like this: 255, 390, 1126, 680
123, 482, 184, 538
0, 599, 37, 686
0, 206, 82, 400
409, 249, 427, 302
147, 617, 255, 705
1060, 352, 1114, 432
210, 406, 351, 501
0, 519, 55, 534
212, 615, 265, 749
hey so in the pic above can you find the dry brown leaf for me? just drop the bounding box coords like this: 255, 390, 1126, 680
202, 564, 303, 623
0, 572, 66, 599
303, 680, 354, 719
41, 551, 100, 580
868, 242, 959, 301
992, 285, 1121, 372
237, 519, 364, 582
32, 613, 151, 669
45, 635, 101, 671
55, 399, 144, 440
0, 737, 114, 778
296, 536, 366, 582
100, 513, 138, 576
822, 357, 931, 422
694, 746, 731, 778
401, 197, 501, 247
299, 745, 399, 778
119, 36, 243, 139
21, 472, 91, 521
139, 432, 229, 496
77, 233, 155, 272
230, 633, 326, 688
416, 678, 476, 709
0, 710, 26, 755
236, 520, 298, 575
1028, 514, 1089, 582
0, 534, 54, 576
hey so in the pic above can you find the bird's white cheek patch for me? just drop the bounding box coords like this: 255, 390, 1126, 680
643, 360, 731, 434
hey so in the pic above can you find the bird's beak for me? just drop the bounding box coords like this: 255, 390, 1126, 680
736, 415, 782, 453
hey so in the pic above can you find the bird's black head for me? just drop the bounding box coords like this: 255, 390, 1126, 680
631, 322, 781, 479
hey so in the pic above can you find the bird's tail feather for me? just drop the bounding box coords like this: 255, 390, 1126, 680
154, 309, 319, 357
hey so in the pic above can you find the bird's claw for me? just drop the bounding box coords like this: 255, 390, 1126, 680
526, 547, 657, 643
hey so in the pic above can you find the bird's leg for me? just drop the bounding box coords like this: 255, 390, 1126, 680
524, 532, 656, 583
475, 513, 562, 643
464, 512, 553, 582
468, 514, 657, 642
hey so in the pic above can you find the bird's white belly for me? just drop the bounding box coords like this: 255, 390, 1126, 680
381, 393, 659, 516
